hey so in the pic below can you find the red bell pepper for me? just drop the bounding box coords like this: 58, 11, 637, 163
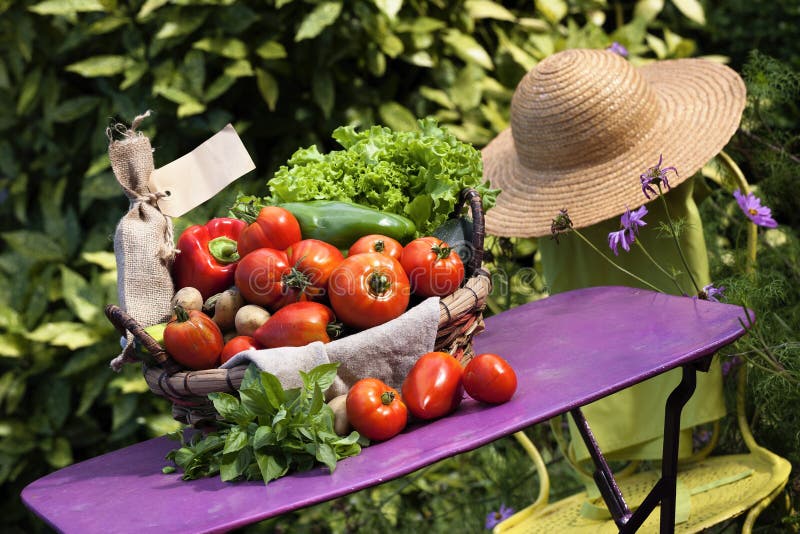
173, 218, 247, 300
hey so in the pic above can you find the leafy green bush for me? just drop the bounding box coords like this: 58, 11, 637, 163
0, 0, 777, 531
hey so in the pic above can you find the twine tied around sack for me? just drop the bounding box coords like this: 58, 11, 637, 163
108, 111, 176, 372
106, 111, 177, 263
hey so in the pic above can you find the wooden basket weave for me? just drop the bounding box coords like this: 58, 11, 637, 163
105, 188, 491, 426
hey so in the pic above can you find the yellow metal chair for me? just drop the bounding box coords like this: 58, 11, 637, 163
494, 153, 792, 533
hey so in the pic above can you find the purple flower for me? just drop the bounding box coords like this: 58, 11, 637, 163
607, 42, 628, 57
622, 205, 648, 237
733, 189, 778, 228
704, 283, 725, 302
485, 504, 515, 530
640, 154, 678, 199
608, 205, 648, 255
694, 283, 725, 303
608, 228, 633, 255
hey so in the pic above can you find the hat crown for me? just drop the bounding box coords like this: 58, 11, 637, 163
510, 49, 661, 172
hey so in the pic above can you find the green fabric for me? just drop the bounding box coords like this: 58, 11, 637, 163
539, 177, 726, 463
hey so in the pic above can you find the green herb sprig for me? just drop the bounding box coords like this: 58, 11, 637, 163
165, 363, 366, 484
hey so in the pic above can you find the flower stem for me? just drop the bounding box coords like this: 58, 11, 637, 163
571, 229, 663, 293
657, 185, 701, 294
634, 240, 687, 295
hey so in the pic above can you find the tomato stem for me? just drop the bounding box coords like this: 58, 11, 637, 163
368, 271, 391, 295
373, 240, 385, 253
174, 305, 189, 322
381, 391, 396, 405
282, 267, 312, 292
326, 322, 344, 339
432, 244, 452, 260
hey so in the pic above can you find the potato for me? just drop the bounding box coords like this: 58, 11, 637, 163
235, 304, 271, 337
327, 394, 350, 436
171, 287, 203, 312
205, 288, 245, 331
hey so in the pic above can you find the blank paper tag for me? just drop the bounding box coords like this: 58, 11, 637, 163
149, 124, 255, 217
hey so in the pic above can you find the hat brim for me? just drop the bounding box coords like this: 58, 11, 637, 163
482, 57, 746, 238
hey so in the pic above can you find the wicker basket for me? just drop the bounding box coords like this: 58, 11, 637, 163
105, 188, 491, 426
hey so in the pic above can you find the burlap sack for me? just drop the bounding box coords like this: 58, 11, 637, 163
108, 111, 175, 371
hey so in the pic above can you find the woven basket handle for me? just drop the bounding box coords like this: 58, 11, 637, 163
450, 188, 485, 275
104, 305, 181, 374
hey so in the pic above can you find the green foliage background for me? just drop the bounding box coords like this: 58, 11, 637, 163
0, 0, 798, 532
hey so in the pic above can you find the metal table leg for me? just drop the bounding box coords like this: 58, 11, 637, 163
570, 356, 711, 533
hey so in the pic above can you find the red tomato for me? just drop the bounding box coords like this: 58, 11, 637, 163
463, 353, 518, 404
285, 239, 345, 299
253, 301, 338, 348
348, 234, 403, 260
237, 206, 302, 258
400, 237, 465, 297
234, 248, 299, 310
401, 352, 464, 420
346, 378, 408, 441
328, 252, 410, 330
219, 336, 261, 365
163, 307, 223, 370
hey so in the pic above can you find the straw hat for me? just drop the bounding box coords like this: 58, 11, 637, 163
482, 48, 746, 237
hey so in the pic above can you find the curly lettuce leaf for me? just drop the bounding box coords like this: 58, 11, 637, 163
267, 118, 499, 235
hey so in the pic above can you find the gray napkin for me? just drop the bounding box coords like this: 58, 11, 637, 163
220, 297, 440, 398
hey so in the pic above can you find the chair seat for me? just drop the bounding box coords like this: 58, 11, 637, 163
496, 449, 791, 533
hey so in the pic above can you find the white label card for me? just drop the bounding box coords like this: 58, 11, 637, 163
149, 124, 256, 217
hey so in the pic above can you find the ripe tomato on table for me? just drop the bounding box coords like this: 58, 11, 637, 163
400, 237, 465, 297
163, 306, 223, 370
348, 234, 404, 260
346, 378, 408, 441
463, 353, 518, 404
401, 352, 464, 420
328, 252, 410, 330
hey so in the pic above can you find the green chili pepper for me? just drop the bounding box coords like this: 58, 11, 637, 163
280, 201, 417, 249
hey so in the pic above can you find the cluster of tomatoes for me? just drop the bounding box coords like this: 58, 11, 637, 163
164, 206, 467, 371
346, 352, 518, 441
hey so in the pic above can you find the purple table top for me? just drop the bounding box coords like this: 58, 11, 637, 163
22, 286, 749, 533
